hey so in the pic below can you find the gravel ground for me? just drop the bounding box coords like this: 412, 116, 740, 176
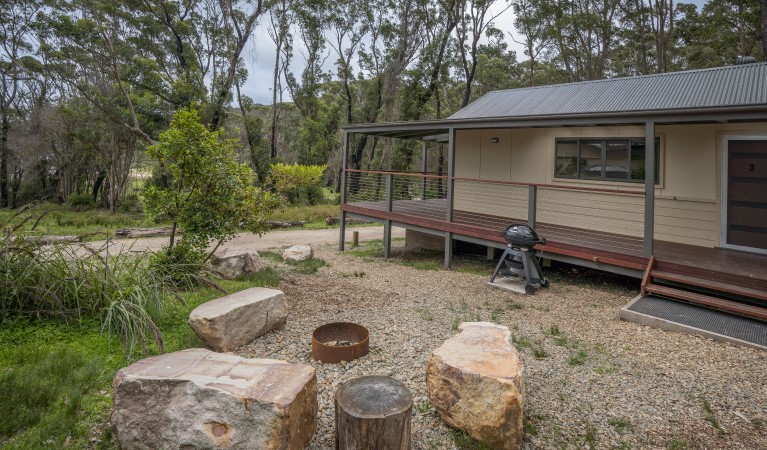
238, 242, 767, 450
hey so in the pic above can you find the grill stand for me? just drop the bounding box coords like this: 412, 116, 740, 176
490, 245, 549, 294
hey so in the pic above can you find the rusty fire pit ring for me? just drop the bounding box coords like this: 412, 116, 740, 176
312, 322, 369, 364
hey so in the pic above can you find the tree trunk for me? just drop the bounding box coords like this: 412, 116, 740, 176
270, 32, 282, 159
335, 376, 412, 450
1, 114, 9, 208
762, 0, 767, 60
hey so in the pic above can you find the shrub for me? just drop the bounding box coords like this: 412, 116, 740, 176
146, 243, 208, 290
118, 192, 143, 214
267, 163, 327, 206
67, 193, 95, 210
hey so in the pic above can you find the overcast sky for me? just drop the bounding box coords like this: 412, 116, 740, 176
239, 0, 708, 105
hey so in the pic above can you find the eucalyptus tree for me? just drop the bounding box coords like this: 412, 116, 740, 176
211, 0, 268, 131
268, 0, 293, 158
0, 0, 43, 208
543, 0, 621, 81
399, 0, 460, 120
511, 0, 551, 85
455, 0, 511, 107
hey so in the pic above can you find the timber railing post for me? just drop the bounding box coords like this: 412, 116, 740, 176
339, 131, 349, 251
528, 185, 537, 229
384, 173, 393, 259
421, 141, 427, 198
644, 121, 655, 257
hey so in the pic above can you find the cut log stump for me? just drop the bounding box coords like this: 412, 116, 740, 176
335, 375, 413, 450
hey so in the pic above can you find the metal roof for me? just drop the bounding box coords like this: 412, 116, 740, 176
450, 62, 767, 120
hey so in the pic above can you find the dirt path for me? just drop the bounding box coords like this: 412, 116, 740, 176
86, 226, 405, 254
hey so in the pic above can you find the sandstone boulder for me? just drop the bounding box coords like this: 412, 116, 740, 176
282, 245, 313, 262
189, 287, 287, 352
111, 349, 317, 449
426, 322, 524, 450
210, 247, 262, 279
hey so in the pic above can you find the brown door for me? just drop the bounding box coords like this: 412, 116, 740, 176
727, 140, 767, 251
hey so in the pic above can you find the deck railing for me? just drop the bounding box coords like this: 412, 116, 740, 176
343, 169, 647, 255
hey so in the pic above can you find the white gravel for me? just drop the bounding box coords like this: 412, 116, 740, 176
238, 242, 767, 450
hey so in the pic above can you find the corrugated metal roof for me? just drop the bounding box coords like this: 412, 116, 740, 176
449, 63, 767, 120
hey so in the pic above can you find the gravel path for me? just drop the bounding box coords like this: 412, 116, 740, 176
238, 242, 767, 450
85, 226, 403, 254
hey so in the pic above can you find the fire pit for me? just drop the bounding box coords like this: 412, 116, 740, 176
312, 322, 369, 363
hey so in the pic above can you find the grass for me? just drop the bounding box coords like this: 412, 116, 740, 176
0, 270, 282, 448
259, 250, 327, 274
0, 345, 104, 448
506, 300, 525, 310
567, 349, 588, 366
512, 334, 548, 358
593, 364, 620, 374
701, 397, 726, 435
0, 200, 351, 244
608, 417, 634, 433
414, 399, 434, 415
667, 436, 689, 450
415, 307, 435, 322
523, 416, 540, 437
270, 203, 340, 227
449, 428, 494, 450
0, 203, 156, 241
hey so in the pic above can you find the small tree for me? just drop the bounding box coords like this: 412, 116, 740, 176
144, 107, 278, 256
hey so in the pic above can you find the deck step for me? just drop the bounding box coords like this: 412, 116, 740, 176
651, 270, 767, 302
644, 284, 767, 322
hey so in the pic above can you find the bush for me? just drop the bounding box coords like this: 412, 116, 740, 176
119, 192, 143, 214
67, 193, 95, 210
267, 163, 327, 206
146, 244, 208, 290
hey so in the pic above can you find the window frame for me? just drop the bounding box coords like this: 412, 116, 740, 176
554, 137, 661, 184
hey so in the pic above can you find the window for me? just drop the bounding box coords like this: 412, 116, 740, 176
555, 137, 660, 183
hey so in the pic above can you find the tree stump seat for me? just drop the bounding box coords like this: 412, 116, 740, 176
335, 375, 413, 450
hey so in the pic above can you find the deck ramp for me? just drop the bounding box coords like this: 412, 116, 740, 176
621, 295, 767, 350
640, 255, 767, 322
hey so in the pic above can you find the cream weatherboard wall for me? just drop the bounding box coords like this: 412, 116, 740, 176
452, 122, 767, 248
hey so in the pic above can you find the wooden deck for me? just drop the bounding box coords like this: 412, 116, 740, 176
342, 198, 767, 292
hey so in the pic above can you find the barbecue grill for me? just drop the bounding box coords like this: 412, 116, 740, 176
490, 224, 549, 294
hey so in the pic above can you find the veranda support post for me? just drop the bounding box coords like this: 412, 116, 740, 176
528, 185, 537, 228
339, 131, 349, 251
444, 128, 456, 269
644, 121, 655, 257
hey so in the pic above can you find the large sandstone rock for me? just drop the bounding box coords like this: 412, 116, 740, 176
111, 349, 317, 449
210, 247, 262, 279
282, 245, 313, 262
189, 287, 287, 352
426, 322, 524, 450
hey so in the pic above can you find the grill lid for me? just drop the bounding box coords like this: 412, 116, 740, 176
501, 224, 546, 246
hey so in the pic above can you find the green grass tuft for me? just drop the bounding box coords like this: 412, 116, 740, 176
449, 428, 494, 450
608, 417, 634, 433
568, 349, 588, 366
